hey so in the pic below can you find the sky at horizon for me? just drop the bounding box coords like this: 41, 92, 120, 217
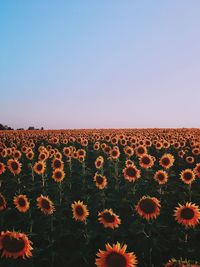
1, 1, 200, 129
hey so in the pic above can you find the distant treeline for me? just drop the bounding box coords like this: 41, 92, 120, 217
0, 123, 44, 130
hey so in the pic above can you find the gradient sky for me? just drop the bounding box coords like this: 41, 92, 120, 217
1, 1, 200, 129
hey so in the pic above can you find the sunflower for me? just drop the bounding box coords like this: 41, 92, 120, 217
124, 146, 134, 157
123, 164, 141, 182
125, 160, 134, 167
37, 195, 55, 215
110, 148, 120, 160
95, 156, 104, 169
0, 231, 33, 259
154, 170, 168, 185
7, 159, 22, 175
135, 196, 161, 221
77, 149, 86, 159
93, 173, 107, 189
135, 145, 147, 157
174, 202, 200, 228
0, 193, 7, 211
52, 169, 65, 182
139, 154, 154, 169
186, 156, 194, 164
0, 162, 6, 175
93, 142, 100, 151
26, 151, 34, 160
180, 169, 196, 185
95, 242, 138, 267
98, 209, 121, 229
194, 163, 200, 178
13, 150, 22, 160
51, 158, 64, 170
33, 161, 46, 175
71, 200, 89, 222
159, 153, 174, 169
13, 195, 30, 213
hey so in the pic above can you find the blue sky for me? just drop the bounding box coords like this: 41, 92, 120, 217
0, 1, 200, 129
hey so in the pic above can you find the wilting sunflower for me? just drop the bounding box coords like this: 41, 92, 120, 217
33, 161, 46, 175
37, 195, 55, 215
13, 195, 30, 213
194, 163, 200, 178
159, 153, 175, 169
174, 202, 200, 228
52, 169, 65, 182
98, 209, 121, 229
123, 164, 141, 182
0, 193, 7, 211
96, 242, 138, 267
93, 173, 107, 189
0, 162, 6, 175
139, 154, 154, 169
71, 200, 89, 222
7, 159, 22, 175
0, 231, 33, 259
154, 170, 168, 185
135, 196, 161, 221
180, 169, 196, 185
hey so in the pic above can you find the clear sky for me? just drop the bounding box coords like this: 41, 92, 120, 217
0, 1, 200, 129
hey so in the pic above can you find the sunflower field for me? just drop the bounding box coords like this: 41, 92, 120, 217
0, 128, 200, 267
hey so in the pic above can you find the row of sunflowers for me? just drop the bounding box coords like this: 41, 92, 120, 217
0, 128, 200, 266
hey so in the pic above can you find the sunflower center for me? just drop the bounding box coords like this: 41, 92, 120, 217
96, 175, 103, 184
76, 206, 84, 216
37, 164, 43, 171
18, 198, 26, 207
183, 172, 192, 180
2, 236, 25, 253
41, 199, 50, 209
126, 167, 136, 177
162, 158, 170, 165
102, 212, 115, 223
139, 199, 156, 214
105, 252, 126, 267
137, 147, 145, 154
157, 173, 165, 181
142, 157, 150, 164
11, 161, 19, 170
54, 160, 61, 168
55, 171, 62, 179
180, 208, 195, 220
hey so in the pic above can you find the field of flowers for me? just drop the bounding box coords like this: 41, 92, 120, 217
0, 128, 200, 267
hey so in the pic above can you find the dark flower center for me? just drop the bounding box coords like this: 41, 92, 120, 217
105, 252, 126, 267
96, 175, 103, 184
139, 199, 157, 214
55, 171, 62, 179
126, 167, 136, 177
183, 172, 193, 180
162, 158, 170, 166
137, 147, 145, 154
18, 198, 26, 207
37, 164, 43, 171
2, 236, 25, 253
180, 207, 195, 220
157, 173, 165, 181
41, 199, 50, 209
54, 160, 61, 168
102, 212, 115, 223
11, 161, 19, 171
76, 206, 84, 216
142, 156, 150, 165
